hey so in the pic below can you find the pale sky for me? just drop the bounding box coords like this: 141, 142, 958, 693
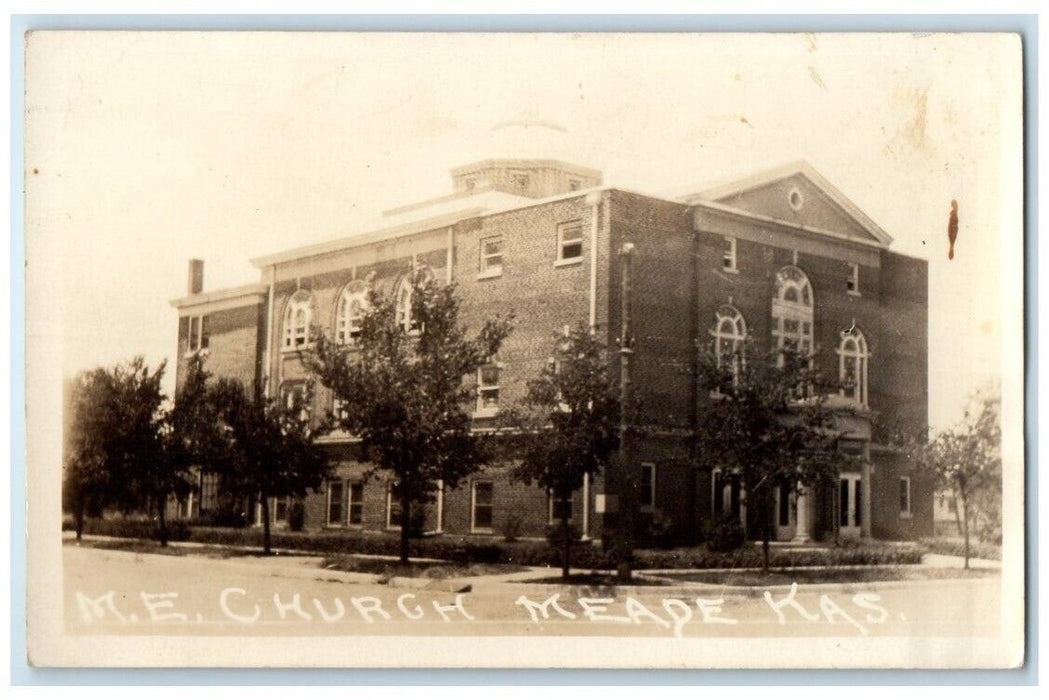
24, 32, 1022, 430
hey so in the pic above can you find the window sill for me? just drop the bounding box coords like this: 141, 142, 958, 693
281, 344, 314, 354
847, 290, 862, 298
721, 266, 739, 275
554, 257, 583, 268
899, 512, 913, 520
476, 268, 503, 281
473, 407, 500, 419
470, 528, 495, 535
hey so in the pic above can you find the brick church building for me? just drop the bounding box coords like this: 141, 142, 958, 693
170, 153, 932, 544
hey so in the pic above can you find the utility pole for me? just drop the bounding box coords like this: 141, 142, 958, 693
615, 242, 636, 582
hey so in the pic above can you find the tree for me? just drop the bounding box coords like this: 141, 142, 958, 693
63, 357, 168, 540
149, 354, 228, 545
306, 269, 513, 564
508, 324, 620, 581
694, 340, 842, 571
915, 391, 1001, 569
209, 377, 332, 555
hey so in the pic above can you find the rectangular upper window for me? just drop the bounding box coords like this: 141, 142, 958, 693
640, 463, 656, 510
348, 482, 364, 525
471, 481, 494, 532
556, 221, 584, 265
899, 476, 912, 517
187, 315, 209, 353
847, 262, 861, 295
475, 364, 501, 416
722, 237, 738, 273
478, 235, 504, 279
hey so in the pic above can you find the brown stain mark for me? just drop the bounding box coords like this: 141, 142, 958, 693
807, 66, 827, 91
739, 116, 753, 128
980, 320, 993, 336
32, 168, 38, 175
805, 33, 818, 52
947, 199, 959, 260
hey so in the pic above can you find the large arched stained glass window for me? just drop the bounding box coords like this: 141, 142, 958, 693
771, 265, 814, 358
711, 304, 747, 383
838, 328, 870, 406
282, 290, 313, 350
395, 265, 434, 334
335, 283, 369, 345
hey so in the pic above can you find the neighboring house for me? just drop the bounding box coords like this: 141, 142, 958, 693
168, 154, 931, 544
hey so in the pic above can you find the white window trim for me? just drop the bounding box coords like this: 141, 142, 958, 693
847, 262, 862, 296
347, 481, 364, 527
336, 288, 368, 345
474, 362, 502, 418
282, 294, 313, 352
555, 221, 585, 266
395, 266, 434, 335
385, 482, 402, 531
470, 480, 495, 533
837, 330, 870, 408
326, 480, 345, 527
640, 463, 656, 512
899, 476, 913, 518
722, 237, 739, 273
478, 235, 504, 280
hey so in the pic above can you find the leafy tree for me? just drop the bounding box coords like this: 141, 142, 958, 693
508, 324, 620, 581
306, 269, 513, 564
915, 391, 1001, 568
63, 357, 168, 540
209, 378, 332, 555
149, 354, 229, 545
695, 340, 842, 571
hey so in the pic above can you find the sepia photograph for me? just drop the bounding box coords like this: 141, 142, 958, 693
23, 30, 1025, 669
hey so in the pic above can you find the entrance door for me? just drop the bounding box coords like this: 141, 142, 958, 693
839, 475, 862, 538
774, 483, 795, 541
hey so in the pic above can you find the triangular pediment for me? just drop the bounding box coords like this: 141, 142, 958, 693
688, 162, 892, 247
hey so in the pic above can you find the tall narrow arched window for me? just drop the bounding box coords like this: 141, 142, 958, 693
771, 265, 814, 358
335, 282, 369, 345
711, 305, 747, 382
282, 290, 313, 350
838, 328, 870, 406
395, 265, 434, 334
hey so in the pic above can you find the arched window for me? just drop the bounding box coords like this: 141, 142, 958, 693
771, 265, 814, 357
335, 283, 369, 345
395, 265, 434, 334
711, 305, 747, 381
838, 328, 870, 406
282, 291, 313, 350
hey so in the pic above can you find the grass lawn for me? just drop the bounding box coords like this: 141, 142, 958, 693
319, 554, 526, 580
655, 566, 1000, 587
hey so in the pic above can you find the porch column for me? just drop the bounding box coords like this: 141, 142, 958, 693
861, 444, 872, 539
792, 487, 812, 543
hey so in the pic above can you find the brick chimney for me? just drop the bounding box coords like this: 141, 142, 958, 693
188, 259, 204, 295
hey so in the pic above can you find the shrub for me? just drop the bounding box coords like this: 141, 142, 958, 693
643, 510, 676, 549
707, 514, 746, 552
502, 514, 522, 543
287, 502, 305, 532
545, 522, 582, 548
193, 506, 248, 529
72, 517, 193, 542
